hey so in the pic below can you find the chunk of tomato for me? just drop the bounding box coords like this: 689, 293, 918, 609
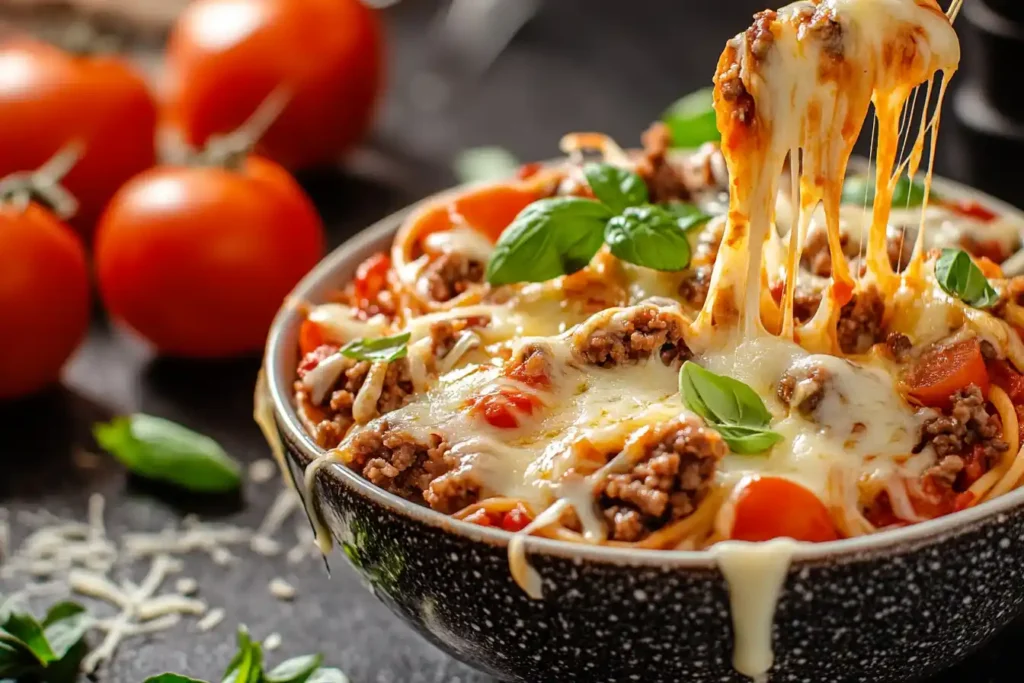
468, 388, 540, 429
501, 504, 533, 532
353, 252, 391, 304
904, 339, 989, 409
730, 476, 839, 543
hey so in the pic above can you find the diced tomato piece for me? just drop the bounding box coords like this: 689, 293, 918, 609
506, 360, 550, 387
730, 476, 839, 543
501, 504, 533, 532
467, 388, 540, 429
904, 339, 990, 409
353, 252, 391, 304
954, 491, 976, 512
449, 185, 538, 243
988, 359, 1024, 404
863, 493, 906, 529
464, 509, 494, 527
298, 343, 340, 377
975, 256, 1003, 279
298, 319, 326, 356
947, 198, 998, 222
517, 162, 544, 181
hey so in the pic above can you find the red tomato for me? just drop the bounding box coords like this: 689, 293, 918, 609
94, 156, 325, 358
989, 359, 1024, 404
501, 504, 533, 532
0, 203, 90, 399
946, 198, 997, 222
468, 389, 540, 429
353, 252, 391, 306
449, 185, 538, 242
163, 0, 383, 171
730, 476, 839, 543
904, 339, 990, 408
0, 39, 156, 235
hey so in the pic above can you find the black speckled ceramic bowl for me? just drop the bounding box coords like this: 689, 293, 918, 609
264, 178, 1024, 683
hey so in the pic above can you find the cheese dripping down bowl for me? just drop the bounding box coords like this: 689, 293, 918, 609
260, 169, 1024, 683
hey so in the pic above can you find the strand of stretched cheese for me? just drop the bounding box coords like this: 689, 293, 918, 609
702, 3, 960, 680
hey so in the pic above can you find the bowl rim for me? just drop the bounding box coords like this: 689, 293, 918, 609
264, 168, 1024, 568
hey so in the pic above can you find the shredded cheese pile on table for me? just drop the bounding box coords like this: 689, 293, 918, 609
0, 465, 317, 675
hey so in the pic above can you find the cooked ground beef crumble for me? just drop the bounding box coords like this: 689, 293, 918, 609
420, 252, 484, 302
599, 418, 727, 542
573, 305, 691, 367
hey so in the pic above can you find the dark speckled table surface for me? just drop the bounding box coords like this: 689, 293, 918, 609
1, 2, 1022, 681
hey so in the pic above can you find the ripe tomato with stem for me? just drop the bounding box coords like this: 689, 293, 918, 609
162, 0, 384, 171
95, 92, 326, 358
0, 38, 156, 236
0, 146, 91, 399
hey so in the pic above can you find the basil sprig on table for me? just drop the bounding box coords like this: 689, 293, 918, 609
486, 162, 711, 285
340, 331, 411, 363
0, 598, 91, 682
841, 173, 933, 208
662, 87, 720, 149
679, 361, 783, 455
145, 626, 349, 683
934, 248, 1000, 309
93, 414, 242, 493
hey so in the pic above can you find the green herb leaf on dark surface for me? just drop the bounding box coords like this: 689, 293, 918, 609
94, 414, 242, 493
265, 653, 324, 683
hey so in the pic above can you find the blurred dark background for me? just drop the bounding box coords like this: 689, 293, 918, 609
3, 0, 1020, 207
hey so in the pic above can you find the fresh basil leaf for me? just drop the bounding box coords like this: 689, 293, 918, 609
223, 627, 254, 682
265, 654, 323, 683
662, 202, 714, 233
935, 248, 1000, 309
454, 147, 519, 184
94, 415, 241, 493
713, 424, 785, 455
841, 174, 932, 208
582, 162, 648, 213
679, 362, 780, 455
222, 639, 262, 683
339, 332, 411, 363
144, 676, 209, 683
662, 87, 720, 148
41, 603, 91, 660
604, 205, 692, 271
305, 669, 350, 683
0, 638, 36, 679
485, 197, 611, 285
680, 363, 740, 425
1, 613, 54, 665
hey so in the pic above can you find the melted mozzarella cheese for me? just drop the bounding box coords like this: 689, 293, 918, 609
339, 330, 682, 512
701, 336, 933, 497
775, 198, 1021, 263
423, 225, 495, 263
307, 304, 389, 343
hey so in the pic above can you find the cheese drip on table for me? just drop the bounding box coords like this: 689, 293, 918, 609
698, 1, 959, 679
